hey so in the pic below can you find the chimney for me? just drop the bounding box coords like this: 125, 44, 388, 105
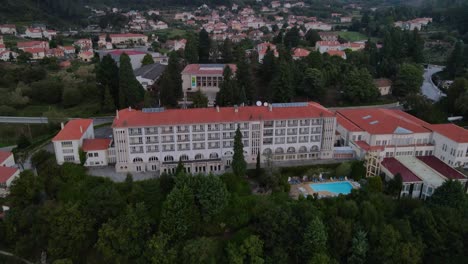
116, 110, 119, 119
80, 126, 83, 133
268, 104, 272, 112
61, 122, 64, 130
216, 105, 220, 112
128, 106, 132, 111
234, 105, 238, 113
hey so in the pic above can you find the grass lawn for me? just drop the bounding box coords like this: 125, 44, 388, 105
16, 105, 57, 117
337, 31, 368, 42
0, 123, 51, 147
154, 28, 189, 39
3, 35, 25, 49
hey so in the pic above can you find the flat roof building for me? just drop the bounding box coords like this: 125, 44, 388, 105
181, 64, 237, 106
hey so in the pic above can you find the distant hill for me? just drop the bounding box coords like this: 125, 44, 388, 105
0, 0, 237, 28
0, 0, 88, 28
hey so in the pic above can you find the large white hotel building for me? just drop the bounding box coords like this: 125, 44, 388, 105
111, 102, 337, 174
51, 103, 468, 197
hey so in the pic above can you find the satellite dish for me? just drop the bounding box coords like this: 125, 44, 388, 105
263, 102, 268, 107
256, 101, 262, 106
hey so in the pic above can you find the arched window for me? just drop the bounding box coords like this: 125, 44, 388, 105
209, 153, 219, 159
180, 154, 189, 161
287, 147, 296, 153
299, 146, 307, 153
311, 145, 319, 152
148, 156, 158, 162
164, 155, 174, 162
195, 153, 204, 160
133, 157, 143, 163
275, 147, 284, 154
263, 148, 272, 155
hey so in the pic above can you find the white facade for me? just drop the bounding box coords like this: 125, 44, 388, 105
336, 108, 468, 168
85, 149, 110, 166
52, 120, 94, 165
112, 104, 336, 175
432, 132, 468, 167
25, 28, 43, 39
0, 152, 15, 167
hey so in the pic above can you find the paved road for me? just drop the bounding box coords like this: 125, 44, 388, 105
0, 250, 33, 264
421, 65, 445, 102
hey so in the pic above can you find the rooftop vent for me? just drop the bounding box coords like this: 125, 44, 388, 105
362, 115, 372, 120
369, 120, 379, 125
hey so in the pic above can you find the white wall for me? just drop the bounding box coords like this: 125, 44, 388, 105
0, 154, 15, 167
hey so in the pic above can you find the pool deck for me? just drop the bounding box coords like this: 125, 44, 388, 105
290, 180, 359, 199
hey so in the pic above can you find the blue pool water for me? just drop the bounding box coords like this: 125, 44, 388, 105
309, 182, 353, 195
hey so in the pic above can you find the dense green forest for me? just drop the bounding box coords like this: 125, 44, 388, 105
0, 150, 467, 264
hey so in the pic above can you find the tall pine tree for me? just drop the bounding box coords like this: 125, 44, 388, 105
118, 53, 145, 108
184, 33, 199, 63
235, 48, 254, 104
216, 66, 237, 106
271, 60, 294, 102
232, 126, 246, 177
96, 54, 119, 107
159, 52, 183, 107
222, 38, 234, 63
198, 29, 211, 63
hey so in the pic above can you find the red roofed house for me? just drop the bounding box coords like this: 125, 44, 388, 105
74, 38, 93, 51
182, 64, 237, 106
59, 45, 76, 55
82, 138, 113, 166
315, 41, 341, 53
326, 50, 347, 59
111, 102, 337, 174
109, 33, 148, 45
46, 48, 65, 58
336, 107, 468, 169
0, 50, 18, 61
0, 151, 15, 167
0, 24, 17, 35
374, 78, 392, 96
256, 42, 279, 63
319, 32, 338, 41
25, 28, 43, 39
431, 124, 468, 168
381, 155, 467, 199
17, 41, 49, 50
43, 30, 57, 40
336, 108, 435, 159
52, 119, 94, 165
292, 48, 311, 60
23, 48, 46, 59
0, 151, 19, 197
79, 51, 94, 62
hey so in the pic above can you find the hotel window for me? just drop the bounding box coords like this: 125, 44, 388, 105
64, 155, 75, 162
275, 137, 285, 144
63, 149, 74, 154
61, 141, 73, 147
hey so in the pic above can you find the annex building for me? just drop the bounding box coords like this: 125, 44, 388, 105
181, 64, 237, 106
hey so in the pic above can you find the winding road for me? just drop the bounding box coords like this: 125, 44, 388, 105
421, 65, 445, 102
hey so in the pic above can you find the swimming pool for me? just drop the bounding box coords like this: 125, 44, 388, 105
309, 181, 353, 195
